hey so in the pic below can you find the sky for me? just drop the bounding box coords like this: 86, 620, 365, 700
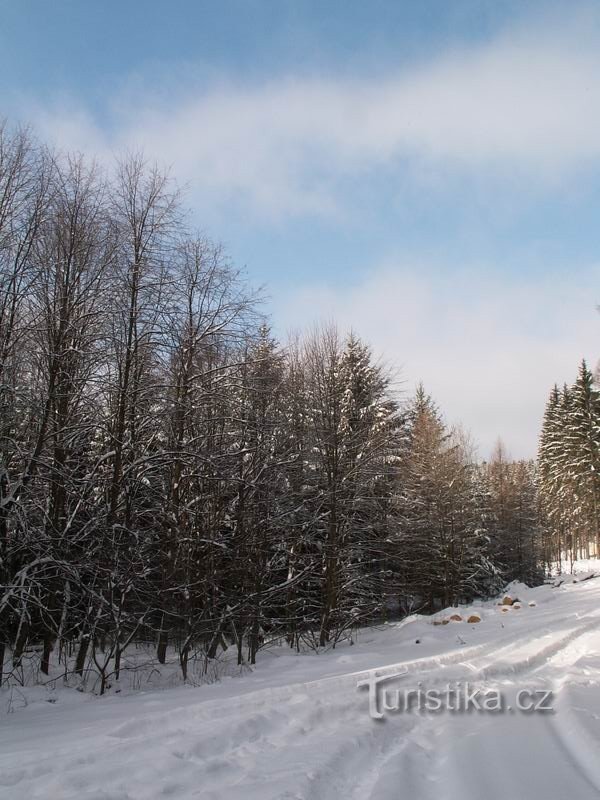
2, 0, 600, 458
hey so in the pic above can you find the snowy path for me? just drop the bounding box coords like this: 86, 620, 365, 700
2, 577, 600, 799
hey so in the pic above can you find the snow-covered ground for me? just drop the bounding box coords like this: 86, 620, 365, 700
551, 555, 600, 575
2, 571, 600, 799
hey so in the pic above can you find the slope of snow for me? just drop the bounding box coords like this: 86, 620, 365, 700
2, 574, 600, 799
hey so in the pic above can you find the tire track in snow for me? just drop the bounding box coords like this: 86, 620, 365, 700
341, 611, 600, 800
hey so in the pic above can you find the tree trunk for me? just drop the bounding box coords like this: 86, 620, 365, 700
157, 629, 168, 664
41, 636, 54, 675
75, 634, 90, 676
179, 646, 189, 682
12, 622, 29, 668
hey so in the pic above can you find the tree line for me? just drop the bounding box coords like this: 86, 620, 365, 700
0, 123, 546, 691
538, 359, 600, 569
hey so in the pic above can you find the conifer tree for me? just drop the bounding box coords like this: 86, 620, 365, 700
565, 360, 600, 556
398, 386, 498, 610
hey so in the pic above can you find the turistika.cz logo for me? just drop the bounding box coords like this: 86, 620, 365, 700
357, 671, 554, 720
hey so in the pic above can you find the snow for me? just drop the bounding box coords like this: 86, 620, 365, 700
550, 556, 600, 576
2, 571, 600, 798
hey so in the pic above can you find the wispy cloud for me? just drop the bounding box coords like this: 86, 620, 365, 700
26, 18, 600, 219
276, 262, 600, 459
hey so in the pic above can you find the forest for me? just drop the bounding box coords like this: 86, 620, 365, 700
0, 122, 597, 691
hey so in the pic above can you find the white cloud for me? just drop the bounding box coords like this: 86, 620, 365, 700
26, 20, 600, 218
20, 12, 600, 455
276, 263, 600, 459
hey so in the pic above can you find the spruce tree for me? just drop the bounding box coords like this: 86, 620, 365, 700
565, 360, 600, 556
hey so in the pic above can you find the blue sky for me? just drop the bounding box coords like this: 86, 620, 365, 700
2, 0, 600, 456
